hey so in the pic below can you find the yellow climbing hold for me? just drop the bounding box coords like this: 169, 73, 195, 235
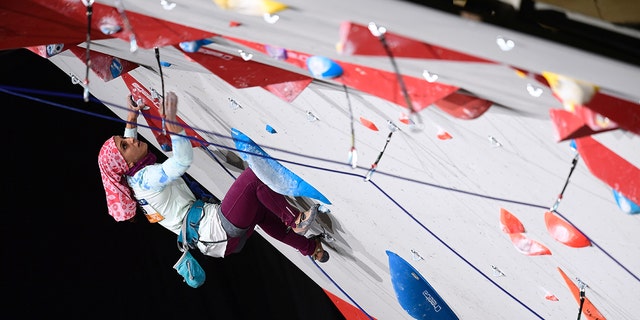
542, 71, 598, 111
212, 0, 288, 15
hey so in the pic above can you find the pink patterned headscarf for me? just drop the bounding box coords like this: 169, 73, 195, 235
98, 137, 137, 221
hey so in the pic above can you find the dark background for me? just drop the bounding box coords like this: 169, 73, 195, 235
1, 49, 345, 319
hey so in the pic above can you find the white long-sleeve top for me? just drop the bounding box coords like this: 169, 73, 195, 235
124, 127, 227, 257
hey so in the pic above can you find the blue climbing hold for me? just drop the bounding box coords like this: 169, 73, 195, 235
99, 23, 121, 35
306, 56, 343, 79
110, 58, 123, 78
266, 125, 277, 134
387, 250, 459, 320
179, 39, 213, 53
231, 128, 331, 204
612, 189, 640, 214
569, 139, 577, 151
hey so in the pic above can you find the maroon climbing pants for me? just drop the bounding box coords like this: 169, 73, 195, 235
221, 167, 315, 256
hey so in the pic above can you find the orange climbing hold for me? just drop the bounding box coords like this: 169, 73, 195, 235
544, 211, 591, 248
437, 130, 452, 140
359, 117, 379, 131
499, 208, 525, 234
508, 233, 551, 256
557, 267, 606, 320
545, 294, 559, 301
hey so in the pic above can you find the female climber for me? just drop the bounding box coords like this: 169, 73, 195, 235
97, 91, 328, 262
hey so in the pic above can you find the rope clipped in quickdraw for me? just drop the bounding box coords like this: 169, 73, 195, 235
550, 152, 580, 212
155, 47, 172, 152
576, 279, 588, 320
365, 121, 398, 182
115, 0, 138, 52
81, 0, 95, 102
344, 85, 358, 169
368, 22, 423, 131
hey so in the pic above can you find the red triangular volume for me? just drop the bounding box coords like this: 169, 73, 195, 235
336, 61, 458, 111
575, 104, 619, 132
103, 9, 217, 49
3, 1, 216, 50
575, 136, 640, 206
499, 208, 525, 234
549, 109, 604, 142
223, 35, 459, 111
121, 73, 205, 148
32, 0, 216, 49
337, 21, 495, 63
68, 47, 139, 82
323, 289, 376, 320
548, 105, 619, 142
0, 1, 111, 50
262, 79, 313, 103
583, 92, 640, 136
544, 211, 591, 248
434, 91, 492, 120
180, 46, 312, 89
557, 267, 607, 320
209, 36, 312, 102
